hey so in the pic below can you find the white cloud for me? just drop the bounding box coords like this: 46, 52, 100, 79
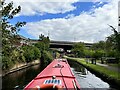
23, 0, 118, 43
65, 14, 75, 19
5, 0, 79, 16
5, 0, 111, 16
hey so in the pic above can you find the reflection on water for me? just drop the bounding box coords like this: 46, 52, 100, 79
2, 64, 43, 90
68, 60, 116, 90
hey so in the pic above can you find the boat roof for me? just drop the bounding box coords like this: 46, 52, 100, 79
24, 59, 80, 89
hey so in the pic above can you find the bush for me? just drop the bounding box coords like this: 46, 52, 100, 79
33, 46, 41, 60
2, 48, 26, 70
22, 46, 33, 62
11, 49, 21, 63
2, 56, 14, 70
21, 45, 41, 63
18, 49, 26, 62
41, 51, 53, 66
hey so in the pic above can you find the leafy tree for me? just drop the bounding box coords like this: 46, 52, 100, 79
21, 45, 41, 63
1, 1, 26, 70
39, 34, 50, 50
84, 49, 94, 58
72, 42, 86, 57
34, 42, 45, 51
106, 35, 115, 51
91, 41, 106, 50
107, 25, 120, 60
34, 34, 53, 66
33, 46, 41, 60
2, 1, 26, 47
35, 34, 50, 51
108, 25, 120, 53
92, 50, 104, 59
87, 50, 104, 64
40, 51, 53, 67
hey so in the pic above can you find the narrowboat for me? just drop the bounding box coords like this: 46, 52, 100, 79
24, 59, 80, 90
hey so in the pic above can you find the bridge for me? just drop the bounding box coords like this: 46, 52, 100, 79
19, 35, 93, 52
50, 40, 93, 51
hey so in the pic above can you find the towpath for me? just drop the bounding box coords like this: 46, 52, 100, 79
96, 63, 120, 73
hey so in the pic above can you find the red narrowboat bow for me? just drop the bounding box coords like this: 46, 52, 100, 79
24, 59, 80, 90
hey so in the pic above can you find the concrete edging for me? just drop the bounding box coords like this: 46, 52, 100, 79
2, 60, 40, 77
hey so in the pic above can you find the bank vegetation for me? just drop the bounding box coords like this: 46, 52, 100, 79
1, 1, 53, 73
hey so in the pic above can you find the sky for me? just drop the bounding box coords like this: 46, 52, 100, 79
6, 0, 119, 43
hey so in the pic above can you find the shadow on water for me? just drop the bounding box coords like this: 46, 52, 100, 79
2, 63, 45, 90
68, 60, 117, 90
68, 60, 88, 75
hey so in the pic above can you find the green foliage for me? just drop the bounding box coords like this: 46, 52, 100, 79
35, 34, 50, 52
90, 40, 116, 59
106, 50, 117, 57
84, 49, 94, 58
2, 55, 13, 70
91, 41, 106, 50
106, 35, 115, 49
33, 46, 41, 60
2, 48, 26, 70
34, 34, 53, 66
108, 25, 120, 52
18, 49, 26, 62
1, 1, 26, 70
11, 49, 21, 63
72, 42, 86, 57
38, 34, 50, 50
1, 1, 53, 70
41, 51, 53, 66
34, 42, 45, 51
2, 1, 26, 48
22, 46, 33, 62
107, 25, 120, 60
92, 50, 105, 59
21, 46, 41, 63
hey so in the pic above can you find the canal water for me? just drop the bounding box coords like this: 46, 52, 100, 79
68, 60, 116, 90
2, 60, 117, 90
2, 64, 44, 90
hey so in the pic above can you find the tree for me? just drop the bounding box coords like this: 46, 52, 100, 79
1, 1, 26, 70
108, 25, 120, 52
91, 41, 106, 50
35, 34, 50, 51
21, 46, 41, 63
108, 25, 120, 60
40, 51, 53, 67
2, 1, 26, 47
33, 46, 41, 60
39, 34, 50, 50
72, 42, 86, 57
34, 34, 53, 66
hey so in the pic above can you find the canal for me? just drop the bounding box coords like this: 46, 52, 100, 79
2, 60, 117, 90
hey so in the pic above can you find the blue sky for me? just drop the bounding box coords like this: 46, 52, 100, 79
10, 2, 107, 23
7, 0, 118, 43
